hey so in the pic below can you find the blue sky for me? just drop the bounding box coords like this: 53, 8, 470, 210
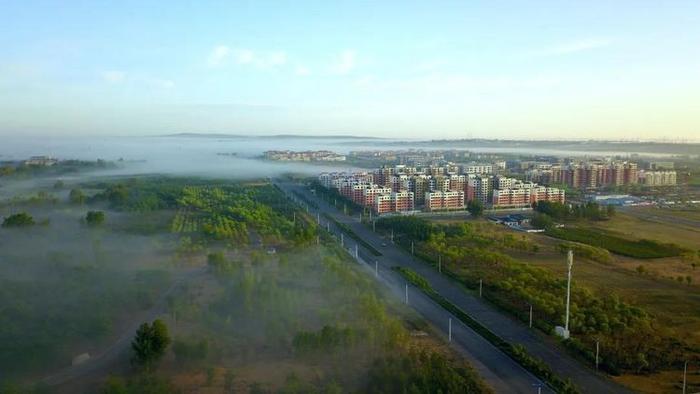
1, 1, 699, 139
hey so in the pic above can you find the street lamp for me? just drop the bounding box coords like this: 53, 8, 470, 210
555, 250, 573, 340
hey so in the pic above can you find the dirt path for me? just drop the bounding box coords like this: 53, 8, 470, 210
38, 266, 207, 388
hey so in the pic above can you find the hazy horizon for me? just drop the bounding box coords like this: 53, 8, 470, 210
2, 1, 699, 141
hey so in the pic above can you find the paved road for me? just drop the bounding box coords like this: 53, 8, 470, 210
278, 182, 553, 393
39, 267, 207, 388
279, 181, 630, 394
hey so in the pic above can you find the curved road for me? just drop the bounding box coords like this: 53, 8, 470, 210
279, 181, 630, 394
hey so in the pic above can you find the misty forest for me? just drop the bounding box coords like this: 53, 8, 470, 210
0, 163, 488, 394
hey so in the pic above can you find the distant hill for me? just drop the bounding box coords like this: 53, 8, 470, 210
340, 138, 700, 155
161, 133, 383, 140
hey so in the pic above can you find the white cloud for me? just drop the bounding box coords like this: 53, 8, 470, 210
207, 45, 231, 67
295, 65, 311, 76
536, 38, 612, 56
234, 49, 255, 65
331, 50, 357, 75
101, 70, 126, 83
268, 51, 287, 66
232, 49, 287, 68
148, 78, 175, 89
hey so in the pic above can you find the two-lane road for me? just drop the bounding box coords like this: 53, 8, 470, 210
278, 181, 630, 394
278, 182, 553, 393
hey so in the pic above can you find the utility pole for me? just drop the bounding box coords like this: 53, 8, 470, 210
683, 360, 688, 394
405, 283, 408, 304
316, 235, 320, 245
438, 255, 442, 273
340, 233, 344, 247
317, 213, 320, 224
375, 261, 378, 277
565, 250, 573, 334
326, 222, 330, 232
355, 244, 358, 259
448, 318, 452, 342
479, 279, 483, 297
595, 340, 600, 370
529, 304, 533, 328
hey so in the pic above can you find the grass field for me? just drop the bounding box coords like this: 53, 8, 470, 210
592, 209, 700, 250
546, 226, 685, 258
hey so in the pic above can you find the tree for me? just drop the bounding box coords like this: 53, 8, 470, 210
131, 319, 171, 369
466, 200, 484, 218
531, 213, 554, 230
86, 211, 106, 226
2, 212, 35, 228
69, 188, 86, 204
53, 180, 65, 189
606, 205, 616, 217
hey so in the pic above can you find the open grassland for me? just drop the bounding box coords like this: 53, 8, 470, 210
591, 210, 700, 250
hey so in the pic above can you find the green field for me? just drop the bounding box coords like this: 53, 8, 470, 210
546, 226, 685, 259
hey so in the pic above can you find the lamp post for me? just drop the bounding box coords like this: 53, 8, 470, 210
556, 250, 574, 339
565, 250, 573, 334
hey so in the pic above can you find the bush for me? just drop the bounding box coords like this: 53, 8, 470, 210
86, 211, 106, 226
1, 212, 35, 228
558, 242, 613, 264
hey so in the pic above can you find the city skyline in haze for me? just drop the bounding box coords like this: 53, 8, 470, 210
1, 1, 699, 140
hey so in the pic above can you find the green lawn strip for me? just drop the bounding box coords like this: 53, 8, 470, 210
394, 266, 579, 394
322, 213, 382, 256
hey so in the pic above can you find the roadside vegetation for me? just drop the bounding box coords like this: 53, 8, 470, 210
376, 216, 695, 378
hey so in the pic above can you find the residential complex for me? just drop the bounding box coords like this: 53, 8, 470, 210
638, 170, 677, 186
318, 164, 565, 215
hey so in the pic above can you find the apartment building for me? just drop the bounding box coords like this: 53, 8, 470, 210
638, 170, 677, 186
462, 163, 493, 174
425, 190, 465, 211
374, 191, 415, 214
362, 186, 393, 206
466, 175, 492, 205
492, 188, 531, 207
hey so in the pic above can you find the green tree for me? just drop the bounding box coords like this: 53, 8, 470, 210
531, 213, 554, 229
606, 204, 616, 217
131, 319, 171, 369
2, 212, 35, 228
467, 200, 484, 218
69, 188, 86, 204
86, 210, 106, 226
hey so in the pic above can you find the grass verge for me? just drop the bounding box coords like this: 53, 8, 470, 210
394, 266, 579, 394
322, 213, 382, 257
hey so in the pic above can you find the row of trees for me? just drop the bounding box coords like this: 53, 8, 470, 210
534, 201, 615, 222
1, 211, 105, 228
